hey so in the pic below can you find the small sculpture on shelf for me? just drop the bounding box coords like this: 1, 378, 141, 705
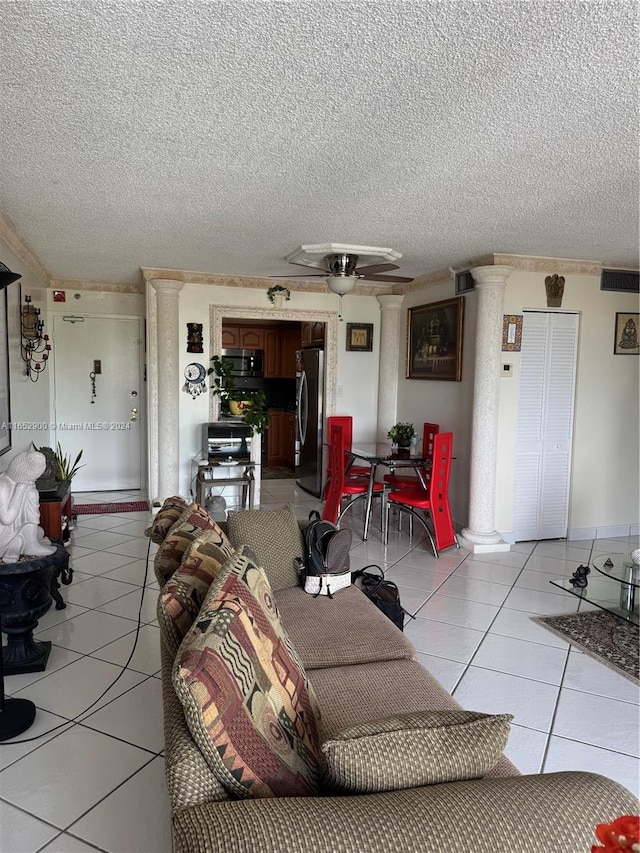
0, 451, 57, 563
569, 564, 590, 589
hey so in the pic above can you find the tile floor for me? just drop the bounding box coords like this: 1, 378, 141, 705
1, 483, 638, 852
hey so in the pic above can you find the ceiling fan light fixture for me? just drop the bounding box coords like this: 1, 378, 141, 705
326, 275, 358, 296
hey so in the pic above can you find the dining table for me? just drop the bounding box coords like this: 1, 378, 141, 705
346, 443, 432, 540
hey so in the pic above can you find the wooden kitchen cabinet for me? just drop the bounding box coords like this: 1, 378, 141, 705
264, 329, 280, 378
280, 326, 299, 377
283, 412, 296, 468
301, 321, 325, 348
267, 410, 284, 465
221, 326, 241, 348
239, 327, 264, 349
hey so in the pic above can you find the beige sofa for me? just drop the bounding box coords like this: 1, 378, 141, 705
152, 500, 639, 853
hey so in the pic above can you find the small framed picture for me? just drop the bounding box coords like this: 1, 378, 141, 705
502, 315, 523, 352
346, 323, 373, 352
614, 312, 639, 355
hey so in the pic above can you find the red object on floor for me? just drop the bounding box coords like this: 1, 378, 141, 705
322, 423, 382, 526
74, 501, 150, 515
324, 415, 370, 497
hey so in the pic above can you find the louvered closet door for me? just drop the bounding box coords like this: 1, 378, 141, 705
513, 311, 579, 541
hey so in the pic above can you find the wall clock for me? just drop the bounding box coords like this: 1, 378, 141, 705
182, 362, 207, 398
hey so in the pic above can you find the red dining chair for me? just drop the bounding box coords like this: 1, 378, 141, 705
383, 422, 439, 490
384, 432, 458, 557
323, 415, 370, 498
323, 423, 384, 535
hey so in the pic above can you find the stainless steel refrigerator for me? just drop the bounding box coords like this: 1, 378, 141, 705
295, 348, 325, 497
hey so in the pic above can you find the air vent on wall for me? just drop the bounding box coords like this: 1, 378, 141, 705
600, 269, 639, 293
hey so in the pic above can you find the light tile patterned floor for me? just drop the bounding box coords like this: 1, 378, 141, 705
0, 484, 638, 852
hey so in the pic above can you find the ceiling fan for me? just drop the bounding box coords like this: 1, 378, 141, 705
271, 250, 414, 295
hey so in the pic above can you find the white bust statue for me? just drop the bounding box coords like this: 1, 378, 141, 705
0, 450, 57, 563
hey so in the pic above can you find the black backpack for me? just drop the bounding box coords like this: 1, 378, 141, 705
297, 511, 352, 595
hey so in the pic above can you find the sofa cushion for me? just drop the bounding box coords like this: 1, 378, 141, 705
154, 505, 230, 585
273, 585, 415, 669
226, 505, 302, 590
157, 530, 235, 656
321, 710, 513, 793
146, 495, 189, 544
173, 546, 322, 799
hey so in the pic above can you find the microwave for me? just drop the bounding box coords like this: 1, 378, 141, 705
221, 348, 264, 378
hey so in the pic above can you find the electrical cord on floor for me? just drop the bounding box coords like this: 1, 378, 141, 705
0, 537, 153, 745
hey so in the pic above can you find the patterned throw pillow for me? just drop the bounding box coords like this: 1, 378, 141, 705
320, 710, 513, 793
173, 546, 322, 799
154, 505, 230, 585
157, 530, 235, 656
226, 504, 303, 590
145, 495, 189, 544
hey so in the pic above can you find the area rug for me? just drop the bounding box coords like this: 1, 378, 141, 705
261, 466, 295, 480
534, 610, 639, 685
73, 500, 150, 515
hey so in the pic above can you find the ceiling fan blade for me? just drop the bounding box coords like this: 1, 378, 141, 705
354, 263, 399, 276
363, 274, 415, 283
268, 273, 327, 278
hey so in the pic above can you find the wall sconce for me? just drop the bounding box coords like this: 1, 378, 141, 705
21, 294, 51, 381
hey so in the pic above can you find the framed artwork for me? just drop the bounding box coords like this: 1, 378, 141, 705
346, 322, 373, 352
614, 312, 639, 355
407, 297, 464, 381
0, 288, 11, 456
502, 314, 523, 352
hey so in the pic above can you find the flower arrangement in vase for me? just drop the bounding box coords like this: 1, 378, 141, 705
387, 422, 416, 448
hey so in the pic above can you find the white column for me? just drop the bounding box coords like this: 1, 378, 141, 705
150, 279, 184, 501
376, 295, 404, 441
459, 266, 512, 553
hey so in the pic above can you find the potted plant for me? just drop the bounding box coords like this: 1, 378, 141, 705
208, 355, 270, 435
32, 443, 85, 490
266, 285, 291, 308
387, 422, 416, 449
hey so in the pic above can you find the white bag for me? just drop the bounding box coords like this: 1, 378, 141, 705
303, 570, 352, 597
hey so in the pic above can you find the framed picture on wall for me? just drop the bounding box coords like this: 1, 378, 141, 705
0, 288, 11, 456
345, 323, 373, 352
407, 297, 464, 381
614, 312, 639, 355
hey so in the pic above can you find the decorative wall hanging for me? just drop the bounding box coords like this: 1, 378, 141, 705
614, 312, 639, 355
266, 285, 291, 309
186, 323, 203, 353
183, 362, 208, 397
502, 315, 523, 352
20, 293, 51, 381
545, 274, 565, 308
407, 297, 464, 381
345, 323, 373, 352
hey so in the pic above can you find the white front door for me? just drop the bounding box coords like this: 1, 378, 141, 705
52, 315, 144, 491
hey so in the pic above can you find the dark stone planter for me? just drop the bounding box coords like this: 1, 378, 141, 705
0, 545, 69, 675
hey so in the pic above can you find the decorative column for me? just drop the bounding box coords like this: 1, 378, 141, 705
459, 266, 512, 553
150, 279, 184, 501
376, 295, 405, 441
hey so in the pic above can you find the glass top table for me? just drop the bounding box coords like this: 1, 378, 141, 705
346, 443, 432, 540
550, 553, 639, 626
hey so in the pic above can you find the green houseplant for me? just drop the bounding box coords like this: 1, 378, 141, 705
208, 355, 270, 434
266, 285, 291, 305
387, 422, 416, 448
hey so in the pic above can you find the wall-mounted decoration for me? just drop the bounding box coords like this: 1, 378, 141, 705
266, 285, 291, 308
183, 362, 208, 397
455, 270, 475, 295
545, 274, 565, 308
186, 323, 204, 353
345, 323, 373, 352
614, 312, 639, 355
21, 292, 52, 382
407, 297, 464, 381
53, 291, 66, 302
502, 314, 523, 352
0, 288, 11, 456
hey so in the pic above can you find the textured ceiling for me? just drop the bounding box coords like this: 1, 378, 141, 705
1, 0, 638, 286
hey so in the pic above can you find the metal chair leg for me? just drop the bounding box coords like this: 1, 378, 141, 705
389, 503, 439, 557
